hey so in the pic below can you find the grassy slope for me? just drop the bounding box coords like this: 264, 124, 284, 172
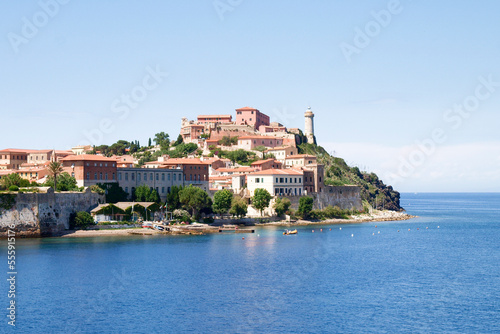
298, 143, 402, 211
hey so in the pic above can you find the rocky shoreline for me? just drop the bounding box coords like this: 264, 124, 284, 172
56, 210, 415, 238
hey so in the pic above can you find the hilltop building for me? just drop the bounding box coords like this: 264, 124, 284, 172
304, 107, 315, 144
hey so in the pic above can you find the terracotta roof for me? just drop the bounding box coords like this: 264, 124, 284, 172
238, 135, 280, 140
265, 146, 294, 151
214, 167, 256, 173
0, 148, 39, 153
251, 158, 278, 166
161, 158, 208, 165
248, 168, 303, 176
197, 115, 232, 118
235, 106, 258, 111
60, 154, 117, 162
285, 154, 317, 159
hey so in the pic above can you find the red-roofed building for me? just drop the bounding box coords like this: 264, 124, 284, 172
235, 107, 270, 130
250, 158, 282, 171
112, 155, 136, 168
0, 149, 38, 170
197, 115, 232, 125
60, 154, 118, 187
159, 158, 209, 191
237, 136, 283, 150
284, 154, 317, 167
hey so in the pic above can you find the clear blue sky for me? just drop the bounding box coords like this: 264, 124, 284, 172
1, 1, 499, 192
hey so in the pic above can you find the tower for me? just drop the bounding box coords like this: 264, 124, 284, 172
304, 106, 315, 144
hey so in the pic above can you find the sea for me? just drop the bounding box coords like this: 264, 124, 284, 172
2, 193, 499, 333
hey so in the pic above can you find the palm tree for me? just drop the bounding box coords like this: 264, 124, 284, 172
48, 161, 64, 191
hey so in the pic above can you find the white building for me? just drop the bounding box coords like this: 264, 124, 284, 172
265, 146, 298, 163
284, 154, 317, 167
246, 168, 304, 197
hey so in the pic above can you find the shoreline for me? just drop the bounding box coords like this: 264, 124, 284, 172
57, 210, 416, 238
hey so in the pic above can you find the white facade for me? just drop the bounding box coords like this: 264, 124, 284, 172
247, 170, 304, 197
265, 146, 298, 162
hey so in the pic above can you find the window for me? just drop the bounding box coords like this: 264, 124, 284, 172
99, 172, 103, 180
285, 178, 288, 183
280, 178, 284, 183
276, 178, 278, 183
94, 163, 97, 167
86, 163, 90, 167
94, 173, 97, 180
162, 173, 165, 181
319, 177, 322, 182
100, 163, 102, 167
125, 187, 128, 193
156, 173, 159, 181
86, 172, 90, 180
105, 163, 108, 167
179, 173, 181, 180
299, 188, 301, 195
144, 173, 147, 180
113, 163, 115, 167
150, 173, 153, 181
256, 178, 260, 183
112, 173, 115, 180
125, 173, 128, 181
168, 187, 171, 193
294, 178, 297, 183
105, 173, 108, 180
118, 173, 122, 180
138, 174, 141, 181
162, 187, 165, 193
299, 178, 302, 183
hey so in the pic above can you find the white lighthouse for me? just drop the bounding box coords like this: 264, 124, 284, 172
304, 106, 315, 144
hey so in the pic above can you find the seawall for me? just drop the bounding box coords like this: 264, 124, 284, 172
0, 188, 104, 237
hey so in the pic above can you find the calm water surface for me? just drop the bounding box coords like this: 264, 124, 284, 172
3, 193, 500, 333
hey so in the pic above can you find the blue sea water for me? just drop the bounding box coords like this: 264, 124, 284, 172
2, 193, 500, 333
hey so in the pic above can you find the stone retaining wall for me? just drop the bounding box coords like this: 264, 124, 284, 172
0, 188, 104, 237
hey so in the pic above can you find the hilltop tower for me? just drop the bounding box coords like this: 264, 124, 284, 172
304, 106, 315, 144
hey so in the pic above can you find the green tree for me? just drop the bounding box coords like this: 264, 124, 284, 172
252, 188, 272, 216
173, 134, 183, 146
298, 196, 314, 219
179, 185, 211, 217
273, 197, 291, 217
213, 189, 233, 215
47, 161, 64, 191
167, 185, 183, 211
70, 211, 95, 229
229, 196, 247, 218
45, 172, 78, 191
148, 137, 152, 147
154, 132, 170, 150
97, 183, 128, 202
1, 173, 30, 189
134, 185, 152, 202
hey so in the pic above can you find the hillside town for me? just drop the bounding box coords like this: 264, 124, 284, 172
0, 106, 327, 203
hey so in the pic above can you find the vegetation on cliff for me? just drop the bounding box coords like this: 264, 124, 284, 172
297, 143, 402, 211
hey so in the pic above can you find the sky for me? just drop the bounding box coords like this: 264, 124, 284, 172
1, 0, 499, 192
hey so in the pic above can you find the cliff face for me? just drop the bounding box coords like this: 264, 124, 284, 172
298, 143, 402, 211
0, 188, 104, 237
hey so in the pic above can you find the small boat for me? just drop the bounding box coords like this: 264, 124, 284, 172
283, 229, 298, 235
